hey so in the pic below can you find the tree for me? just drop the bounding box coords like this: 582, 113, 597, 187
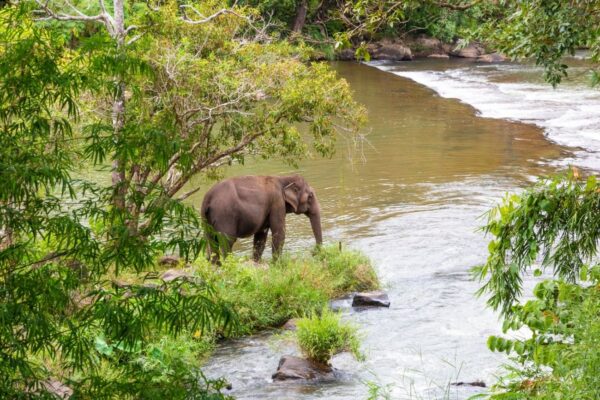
474, 0, 600, 87
0, 0, 365, 396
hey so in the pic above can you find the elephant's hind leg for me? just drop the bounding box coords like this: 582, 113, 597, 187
253, 229, 268, 262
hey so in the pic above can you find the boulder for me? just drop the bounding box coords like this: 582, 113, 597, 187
411, 35, 445, 57
352, 291, 390, 308
451, 42, 485, 58
161, 268, 193, 282
281, 318, 300, 331
336, 48, 356, 61
369, 42, 413, 61
272, 356, 334, 381
477, 53, 508, 63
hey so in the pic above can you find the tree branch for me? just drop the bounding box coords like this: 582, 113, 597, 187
34, 0, 109, 25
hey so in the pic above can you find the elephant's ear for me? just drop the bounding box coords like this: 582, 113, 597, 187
283, 183, 299, 212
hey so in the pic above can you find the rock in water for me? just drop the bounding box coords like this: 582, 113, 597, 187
370, 42, 413, 61
451, 42, 485, 58
281, 318, 299, 331
352, 291, 391, 308
477, 53, 508, 63
451, 380, 487, 388
272, 356, 334, 381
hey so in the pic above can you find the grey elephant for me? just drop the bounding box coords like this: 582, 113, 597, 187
201, 175, 322, 262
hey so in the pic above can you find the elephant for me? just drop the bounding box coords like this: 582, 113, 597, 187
201, 175, 322, 262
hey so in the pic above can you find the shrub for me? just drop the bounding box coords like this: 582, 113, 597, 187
313, 244, 380, 296
478, 172, 600, 398
296, 308, 364, 365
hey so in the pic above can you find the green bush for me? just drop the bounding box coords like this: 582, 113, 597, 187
295, 308, 364, 365
478, 173, 600, 398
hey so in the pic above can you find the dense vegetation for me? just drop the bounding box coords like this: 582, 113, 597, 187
2, 0, 599, 398
243, 0, 600, 87
0, 0, 366, 397
476, 173, 600, 398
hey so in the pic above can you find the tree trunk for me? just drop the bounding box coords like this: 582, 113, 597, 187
111, 0, 127, 210
291, 0, 307, 33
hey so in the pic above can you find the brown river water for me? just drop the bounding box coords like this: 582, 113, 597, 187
186, 59, 591, 399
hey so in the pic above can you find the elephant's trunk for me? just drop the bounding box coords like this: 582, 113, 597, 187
308, 199, 323, 246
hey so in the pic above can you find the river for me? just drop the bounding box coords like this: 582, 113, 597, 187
191, 59, 597, 399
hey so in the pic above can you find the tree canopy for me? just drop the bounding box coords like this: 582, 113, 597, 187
0, 0, 365, 396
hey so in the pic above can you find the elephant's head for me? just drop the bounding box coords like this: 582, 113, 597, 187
281, 175, 323, 245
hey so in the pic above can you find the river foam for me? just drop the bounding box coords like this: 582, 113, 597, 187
369, 61, 600, 170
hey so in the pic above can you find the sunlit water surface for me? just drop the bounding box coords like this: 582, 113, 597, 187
187, 59, 596, 399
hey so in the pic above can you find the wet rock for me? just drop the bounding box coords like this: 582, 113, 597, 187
477, 53, 508, 63
410, 35, 445, 57
352, 291, 390, 308
452, 380, 487, 388
427, 53, 450, 59
281, 318, 300, 331
161, 268, 193, 282
158, 255, 181, 268
369, 42, 413, 61
272, 356, 334, 381
336, 48, 356, 61
451, 42, 485, 58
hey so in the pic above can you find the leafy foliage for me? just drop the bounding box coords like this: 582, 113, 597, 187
296, 307, 364, 364
477, 172, 600, 398
474, 172, 600, 316
486, 276, 600, 399
473, 0, 600, 87
0, 0, 366, 396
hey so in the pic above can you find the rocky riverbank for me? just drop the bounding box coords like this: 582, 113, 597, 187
335, 35, 507, 63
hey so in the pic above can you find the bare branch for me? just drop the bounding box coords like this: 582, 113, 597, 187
179, 5, 246, 25
33, 0, 117, 36
34, 0, 109, 24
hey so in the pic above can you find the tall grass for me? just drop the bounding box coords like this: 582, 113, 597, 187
296, 308, 364, 365
194, 244, 380, 335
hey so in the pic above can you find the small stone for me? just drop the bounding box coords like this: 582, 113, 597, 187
272, 356, 334, 381
161, 269, 193, 282
352, 291, 390, 308
282, 318, 299, 331
451, 380, 487, 388
427, 53, 450, 59
158, 255, 181, 268
477, 53, 508, 63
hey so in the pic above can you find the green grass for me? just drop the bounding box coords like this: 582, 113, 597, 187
296, 307, 364, 365
194, 244, 380, 335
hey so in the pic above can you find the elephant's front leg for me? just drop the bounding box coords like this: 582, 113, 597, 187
270, 214, 286, 259
253, 229, 268, 262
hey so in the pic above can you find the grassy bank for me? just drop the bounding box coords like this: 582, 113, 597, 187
194, 244, 379, 336
34, 245, 379, 397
